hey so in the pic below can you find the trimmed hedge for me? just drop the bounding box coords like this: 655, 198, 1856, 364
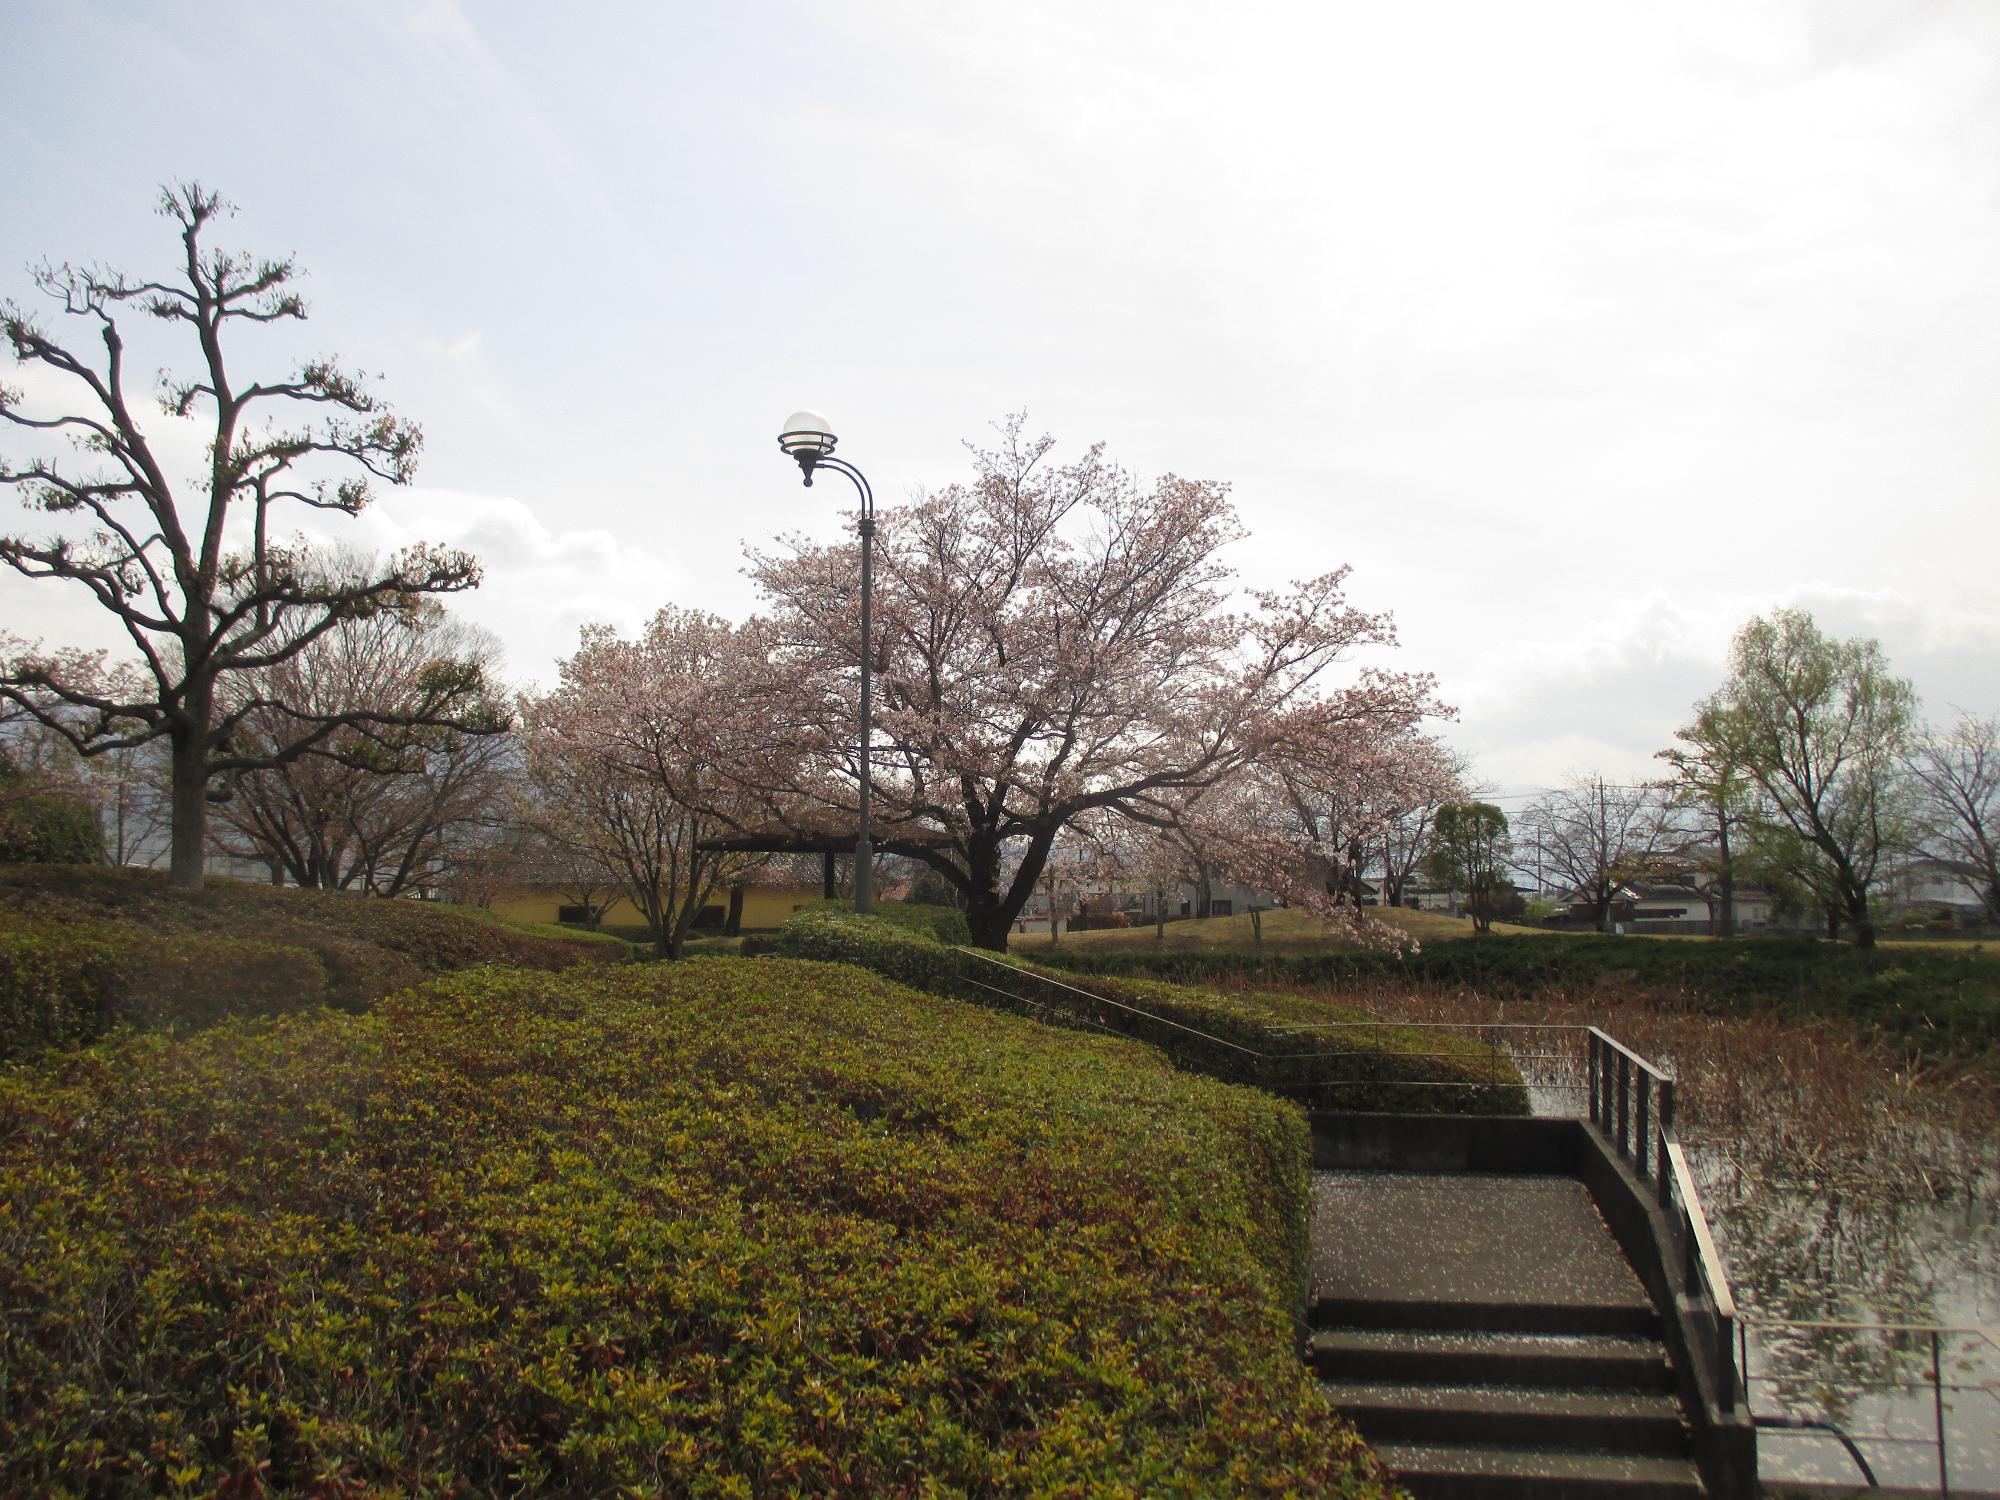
776, 908, 1526, 1114
0, 961, 1393, 1497
1029, 935, 2000, 1061
0, 866, 629, 1011
795, 897, 973, 946
0, 914, 329, 1060
776, 907, 967, 995
986, 956, 1529, 1116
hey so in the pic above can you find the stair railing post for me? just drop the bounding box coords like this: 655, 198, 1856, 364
1657, 1080, 1675, 1208
1616, 1053, 1631, 1161
1588, 1032, 1600, 1124
1933, 1330, 1948, 1494
1635, 1071, 1651, 1182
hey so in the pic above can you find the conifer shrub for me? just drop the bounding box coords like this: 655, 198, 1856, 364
0, 960, 1394, 1497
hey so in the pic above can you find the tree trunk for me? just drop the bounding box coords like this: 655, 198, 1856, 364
725, 884, 745, 937
1825, 905, 1841, 942
1849, 890, 1876, 950
167, 715, 209, 892
1715, 819, 1736, 938
966, 894, 1013, 951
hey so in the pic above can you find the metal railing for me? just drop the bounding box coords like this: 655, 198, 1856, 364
1740, 1320, 2000, 1494
1588, 1028, 1740, 1412
958, 951, 1560, 1107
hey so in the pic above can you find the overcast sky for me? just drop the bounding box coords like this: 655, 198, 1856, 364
5, 0, 1997, 797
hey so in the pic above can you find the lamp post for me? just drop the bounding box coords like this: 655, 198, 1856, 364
778, 410, 875, 915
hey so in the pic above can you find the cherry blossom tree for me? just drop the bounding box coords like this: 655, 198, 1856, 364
0, 184, 479, 889
521, 608, 773, 958
747, 417, 1442, 949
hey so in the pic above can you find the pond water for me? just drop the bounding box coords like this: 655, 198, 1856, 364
1316, 986, 2000, 1491
1691, 1108, 2000, 1489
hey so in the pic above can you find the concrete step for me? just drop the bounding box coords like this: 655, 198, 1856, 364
1310, 1327, 1674, 1391
1320, 1380, 1688, 1455
1310, 1294, 1660, 1338
1371, 1441, 1704, 1500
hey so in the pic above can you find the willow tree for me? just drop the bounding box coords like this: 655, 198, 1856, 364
0, 185, 480, 888
1708, 609, 1917, 948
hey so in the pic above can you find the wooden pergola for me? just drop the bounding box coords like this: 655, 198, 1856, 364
701, 817, 959, 899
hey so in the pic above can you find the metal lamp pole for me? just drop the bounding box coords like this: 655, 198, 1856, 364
778, 411, 875, 914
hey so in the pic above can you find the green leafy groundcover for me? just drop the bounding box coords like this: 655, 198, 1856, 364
990, 958, 1529, 1116
0, 960, 1395, 1498
1028, 936, 2000, 1062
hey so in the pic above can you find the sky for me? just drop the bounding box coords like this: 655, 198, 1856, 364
4, 0, 1997, 798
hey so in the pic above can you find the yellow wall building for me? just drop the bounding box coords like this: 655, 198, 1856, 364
490, 882, 822, 936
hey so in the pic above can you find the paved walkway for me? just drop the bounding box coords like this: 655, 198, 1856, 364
1310, 1169, 1651, 1312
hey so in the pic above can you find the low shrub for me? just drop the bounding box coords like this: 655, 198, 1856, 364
0, 913, 329, 1059
796, 897, 973, 946
777, 907, 964, 995
0, 961, 1391, 1497
0, 866, 629, 1012
980, 955, 1528, 1115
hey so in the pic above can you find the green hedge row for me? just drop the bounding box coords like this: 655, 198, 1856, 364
0, 866, 629, 1011
0, 915, 330, 1060
793, 898, 973, 946
1028, 934, 2000, 1060
0, 961, 1392, 1497
983, 956, 1529, 1115
775, 908, 966, 994
777, 908, 1527, 1114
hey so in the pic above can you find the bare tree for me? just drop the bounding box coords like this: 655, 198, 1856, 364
0, 183, 481, 888
1520, 775, 1673, 931
206, 582, 507, 894
1906, 713, 2000, 925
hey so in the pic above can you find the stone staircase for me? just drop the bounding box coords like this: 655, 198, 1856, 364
1308, 1171, 1707, 1498
1310, 1299, 1703, 1497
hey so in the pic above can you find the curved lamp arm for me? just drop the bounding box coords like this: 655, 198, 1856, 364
791, 452, 874, 527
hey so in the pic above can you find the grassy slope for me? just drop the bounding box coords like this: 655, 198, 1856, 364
0, 960, 1392, 1498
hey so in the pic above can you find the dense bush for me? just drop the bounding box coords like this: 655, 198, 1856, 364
0, 865, 629, 1011
981, 955, 1528, 1115
796, 897, 973, 946
0, 913, 330, 1060
777, 907, 966, 994
0, 791, 104, 865
1030, 934, 2000, 1062
0, 961, 1392, 1497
